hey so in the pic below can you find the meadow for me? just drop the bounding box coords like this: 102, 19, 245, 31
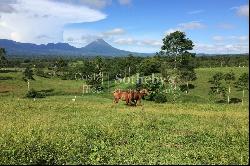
0, 67, 249, 164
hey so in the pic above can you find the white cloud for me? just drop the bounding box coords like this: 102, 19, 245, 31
212, 36, 224, 41
217, 23, 234, 29
236, 4, 249, 17
194, 43, 249, 54
139, 39, 162, 47
103, 28, 126, 36
112, 37, 161, 48
178, 21, 205, 30
118, 0, 131, 5
164, 21, 205, 35
164, 28, 182, 35
113, 37, 136, 45
63, 28, 103, 47
212, 35, 249, 43
0, 0, 17, 13
0, 0, 106, 44
187, 10, 204, 15
50, 0, 112, 9
63, 27, 127, 47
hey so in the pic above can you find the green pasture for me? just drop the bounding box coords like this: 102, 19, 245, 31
0, 67, 249, 164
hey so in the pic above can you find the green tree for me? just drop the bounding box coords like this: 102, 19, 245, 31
144, 77, 166, 102
161, 31, 194, 69
139, 57, 161, 76
178, 52, 197, 93
0, 48, 7, 69
235, 73, 249, 105
23, 66, 35, 91
208, 72, 226, 102
161, 31, 196, 96
224, 71, 236, 104
23, 66, 35, 81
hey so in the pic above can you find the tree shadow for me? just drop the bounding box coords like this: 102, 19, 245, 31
180, 84, 195, 92
229, 98, 242, 104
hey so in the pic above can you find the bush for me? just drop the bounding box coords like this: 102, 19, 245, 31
154, 93, 167, 103
139, 76, 169, 103
229, 98, 242, 104
25, 89, 45, 98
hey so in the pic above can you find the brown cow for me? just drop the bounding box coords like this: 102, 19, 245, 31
113, 89, 149, 106
113, 89, 131, 105
130, 89, 149, 106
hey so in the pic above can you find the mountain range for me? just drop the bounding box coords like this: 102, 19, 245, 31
0, 38, 151, 57
0, 39, 248, 58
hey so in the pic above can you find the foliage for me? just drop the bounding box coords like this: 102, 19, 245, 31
135, 77, 143, 90
208, 72, 226, 102
178, 53, 197, 82
224, 70, 236, 103
161, 31, 194, 69
0, 95, 248, 165
160, 31, 197, 94
23, 66, 35, 81
0, 48, 7, 68
234, 73, 249, 91
139, 57, 161, 76
35, 68, 52, 78
85, 72, 104, 92
25, 89, 45, 98
224, 71, 236, 85
234, 72, 249, 105
154, 92, 168, 103
161, 31, 194, 56
144, 77, 166, 102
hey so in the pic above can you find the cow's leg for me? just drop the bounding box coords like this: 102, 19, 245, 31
132, 100, 136, 106
126, 97, 129, 105
137, 99, 142, 106
114, 97, 119, 103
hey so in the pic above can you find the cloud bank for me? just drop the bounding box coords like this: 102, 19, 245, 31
165, 21, 205, 35
0, 0, 106, 44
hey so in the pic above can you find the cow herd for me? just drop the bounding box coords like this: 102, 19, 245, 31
113, 89, 149, 106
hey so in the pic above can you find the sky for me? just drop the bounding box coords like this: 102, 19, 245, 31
0, 0, 249, 54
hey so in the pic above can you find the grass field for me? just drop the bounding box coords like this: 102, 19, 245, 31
0, 67, 249, 164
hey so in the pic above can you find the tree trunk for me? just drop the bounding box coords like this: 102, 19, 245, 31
242, 90, 244, 105
174, 56, 177, 69
27, 80, 30, 91
186, 82, 189, 93
227, 86, 230, 104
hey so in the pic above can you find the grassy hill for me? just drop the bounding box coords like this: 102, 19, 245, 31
0, 67, 249, 164
0, 67, 248, 103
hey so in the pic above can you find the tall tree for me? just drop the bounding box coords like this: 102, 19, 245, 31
23, 66, 35, 81
235, 73, 249, 105
23, 66, 35, 91
178, 52, 197, 93
224, 71, 236, 104
208, 72, 226, 102
161, 31, 195, 94
161, 31, 194, 69
0, 48, 7, 69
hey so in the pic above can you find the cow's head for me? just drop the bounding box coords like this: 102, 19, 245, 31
140, 89, 149, 96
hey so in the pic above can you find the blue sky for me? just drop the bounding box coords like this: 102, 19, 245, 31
0, 0, 249, 53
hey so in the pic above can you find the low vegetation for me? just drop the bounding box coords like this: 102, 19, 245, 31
0, 95, 249, 165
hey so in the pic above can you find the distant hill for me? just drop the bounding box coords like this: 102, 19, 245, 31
196, 53, 249, 56
0, 39, 151, 57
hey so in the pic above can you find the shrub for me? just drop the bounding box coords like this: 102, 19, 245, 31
143, 77, 168, 103
154, 93, 167, 103
25, 89, 45, 98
